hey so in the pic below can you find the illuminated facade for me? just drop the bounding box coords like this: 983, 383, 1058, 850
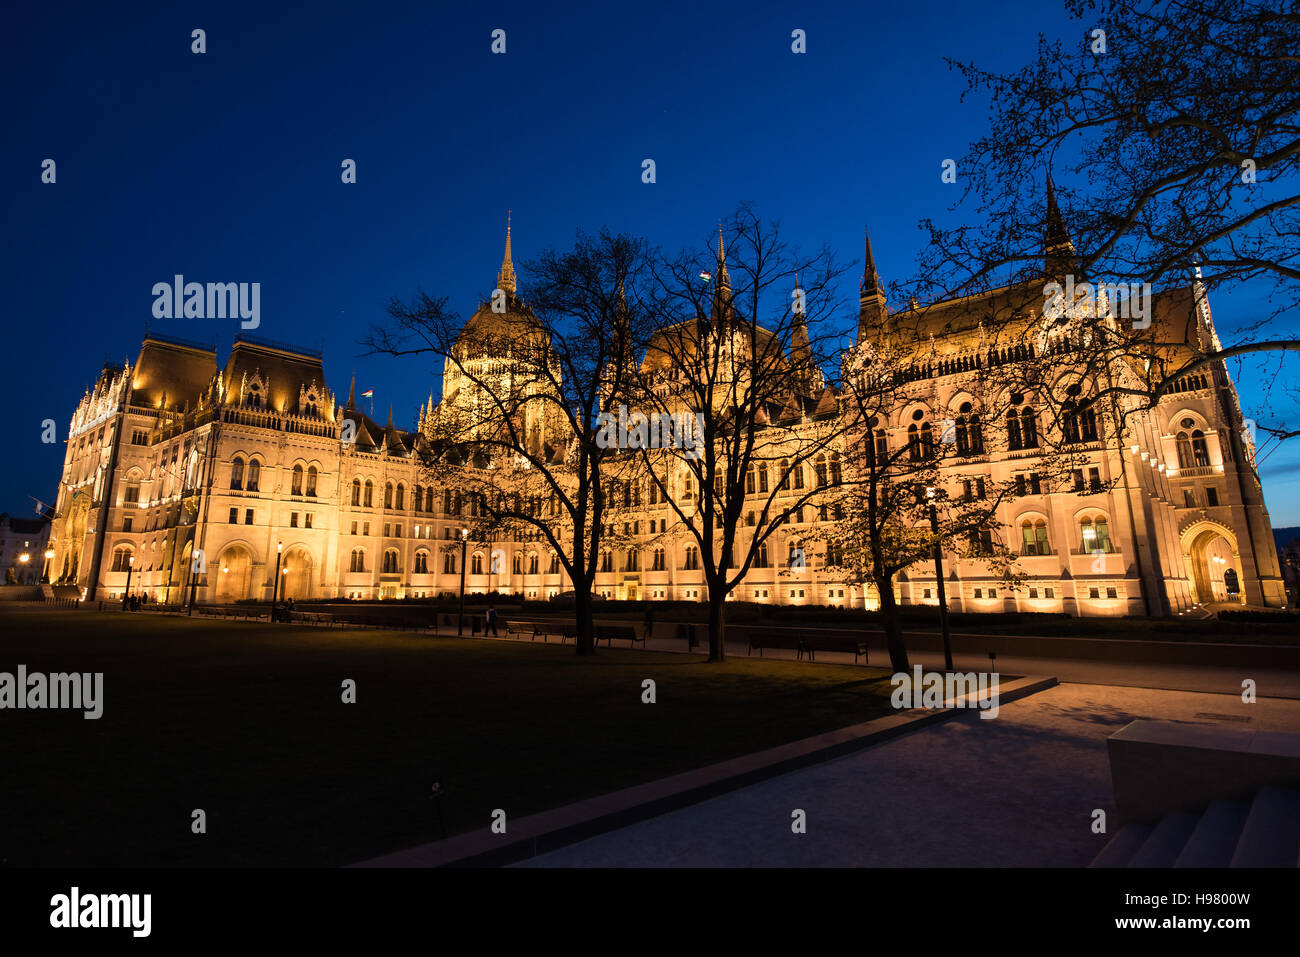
47, 220, 1286, 614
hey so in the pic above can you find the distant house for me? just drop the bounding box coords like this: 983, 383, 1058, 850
0, 512, 53, 585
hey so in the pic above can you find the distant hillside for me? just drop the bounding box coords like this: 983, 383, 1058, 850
1274, 526, 1300, 550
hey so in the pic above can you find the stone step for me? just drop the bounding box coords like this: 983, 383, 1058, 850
1129, 809, 1200, 868
1174, 799, 1251, 868
1230, 786, 1300, 868
1090, 822, 1153, 868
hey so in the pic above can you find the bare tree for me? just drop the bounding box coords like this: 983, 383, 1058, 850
365, 227, 651, 655
628, 206, 854, 661
919, 0, 1300, 443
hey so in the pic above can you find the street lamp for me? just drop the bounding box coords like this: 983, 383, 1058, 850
271, 542, 283, 621
926, 487, 954, 673
42, 548, 54, 584
122, 555, 135, 610
457, 527, 469, 636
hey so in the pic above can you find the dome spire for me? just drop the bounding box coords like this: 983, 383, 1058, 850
497, 210, 517, 295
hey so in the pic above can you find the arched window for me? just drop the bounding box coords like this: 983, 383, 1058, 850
1176, 432, 1194, 468
246, 459, 260, 492
425, 487, 434, 512
1191, 430, 1210, 467
626, 549, 640, 571
1080, 516, 1112, 554
384, 483, 393, 509
471, 552, 483, 575
758, 463, 769, 493
351, 478, 361, 506
349, 549, 366, 573
954, 403, 983, 455
528, 553, 539, 574
231, 457, 245, 490
395, 484, 405, 510
1006, 411, 1023, 451
443, 552, 456, 574
684, 545, 699, 570
364, 480, 373, 507
306, 466, 318, 497
382, 550, 399, 574
512, 552, 523, 574
779, 459, 791, 490
110, 545, 133, 572
908, 424, 921, 460
549, 553, 560, 574
829, 451, 842, 485
792, 462, 804, 490
413, 485, 423, 512
291, 464, 304, 495
1020, 520, 1050, 556
1020, 408, 1039, 448
814, 454, 828, 487
1062, 386, 1098, 444
745, 463, 756, 495
414, 550, 428, 574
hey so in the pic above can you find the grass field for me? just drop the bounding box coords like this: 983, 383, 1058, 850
0, 609, 897, 867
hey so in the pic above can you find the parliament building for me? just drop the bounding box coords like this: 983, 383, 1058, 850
47, 217, 1287, 616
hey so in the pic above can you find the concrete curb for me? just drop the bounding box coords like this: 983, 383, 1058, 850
352, 673, 1059, 868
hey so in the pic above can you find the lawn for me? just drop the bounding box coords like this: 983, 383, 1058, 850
0, 609, 897, 867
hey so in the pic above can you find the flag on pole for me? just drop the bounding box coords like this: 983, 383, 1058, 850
699, 270, 712, 283
361, 389, 374, 398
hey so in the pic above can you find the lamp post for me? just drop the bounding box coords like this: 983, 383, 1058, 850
926, 487, 954, 672
271, 541, 283, 621
122, 555, 134, 610
457, 527, 469, 636
42, 548, 54, 584
187, 551, 201, 616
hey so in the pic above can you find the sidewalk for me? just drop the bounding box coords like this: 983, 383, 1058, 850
515, 682, 1300, 867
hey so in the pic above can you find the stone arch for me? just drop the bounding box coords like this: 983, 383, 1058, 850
280, 545, 315, 600
1180, 518, 1241, 604
215, 543, 254, 602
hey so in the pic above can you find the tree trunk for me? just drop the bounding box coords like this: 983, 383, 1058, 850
573, 584, 595, 656
875, 576, 910, 673
707, 593, 727, 662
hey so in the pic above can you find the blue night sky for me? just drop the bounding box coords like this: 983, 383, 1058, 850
5, 0, 1298, 524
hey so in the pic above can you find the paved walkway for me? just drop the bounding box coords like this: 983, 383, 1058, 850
516, 683, 1300, 867
488, 629, 1300, 698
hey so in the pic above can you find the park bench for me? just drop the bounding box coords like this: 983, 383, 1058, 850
807, 633, 870, 663
748, 631, 814, 660
598, 624, 645, 648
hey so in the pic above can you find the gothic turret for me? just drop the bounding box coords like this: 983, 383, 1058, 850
857, 226, 889, 347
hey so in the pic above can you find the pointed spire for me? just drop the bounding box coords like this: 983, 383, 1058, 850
716, 224, 731, 292
856, 225, 890, 348
497, 210, 517, 295
387, 403, 394, 429
861, 226, 881, 296
347, 372, 356, 410
1045, 173, 1076, 275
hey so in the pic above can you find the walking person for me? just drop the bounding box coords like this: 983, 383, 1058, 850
643, 605, 654, 641
485, 603, 498, 636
